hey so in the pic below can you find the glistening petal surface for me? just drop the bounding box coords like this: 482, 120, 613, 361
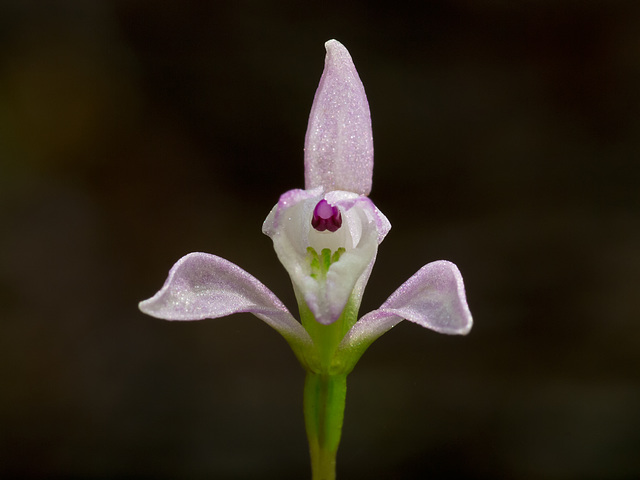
139, 252, 311, 347
341, 260, 472, 355
304, 39, 373, 196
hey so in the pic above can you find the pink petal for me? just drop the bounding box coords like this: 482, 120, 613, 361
304, 39, 373, 196
139, 252, 311, 347
342, 260, 472, 350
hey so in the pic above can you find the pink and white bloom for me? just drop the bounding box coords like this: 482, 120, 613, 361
139, 40, 472, 373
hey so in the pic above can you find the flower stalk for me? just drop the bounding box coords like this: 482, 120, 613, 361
304, 372, 347, 480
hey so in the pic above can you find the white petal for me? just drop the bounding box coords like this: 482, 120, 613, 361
263, 189, 390, 325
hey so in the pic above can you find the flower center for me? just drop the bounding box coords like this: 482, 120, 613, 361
311, 199, 342, 232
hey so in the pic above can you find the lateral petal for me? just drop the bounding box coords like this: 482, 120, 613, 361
139, 252, 312, 348
340, 260, 472, 359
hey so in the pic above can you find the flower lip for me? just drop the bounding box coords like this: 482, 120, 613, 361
311, 199, 342, 233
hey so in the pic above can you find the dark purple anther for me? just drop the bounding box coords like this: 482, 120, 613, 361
311, 199, 342, 232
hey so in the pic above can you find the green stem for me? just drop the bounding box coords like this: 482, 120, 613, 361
303, 372, 347, 480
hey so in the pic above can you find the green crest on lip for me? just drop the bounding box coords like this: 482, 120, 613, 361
307, 247, 346, 281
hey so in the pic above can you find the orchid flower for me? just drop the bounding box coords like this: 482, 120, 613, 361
139, 40, 472, 480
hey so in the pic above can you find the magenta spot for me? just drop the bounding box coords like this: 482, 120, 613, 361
311, 199, 342, 232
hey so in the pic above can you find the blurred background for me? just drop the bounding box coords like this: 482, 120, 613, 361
1, 1, 639, 479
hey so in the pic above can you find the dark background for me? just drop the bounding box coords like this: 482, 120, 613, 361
1, 1, 639, 479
